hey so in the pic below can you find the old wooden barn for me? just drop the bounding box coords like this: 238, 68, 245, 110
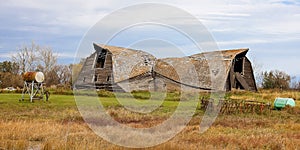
74, 43, 257, 92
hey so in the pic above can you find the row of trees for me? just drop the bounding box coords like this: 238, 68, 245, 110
255, 70, 300, 90
261, 70, 294, 90
0, 61, 23, 88
0, 42, 83, 89
244, 57, 299, 90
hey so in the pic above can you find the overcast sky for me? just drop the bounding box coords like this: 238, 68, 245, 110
0, 0, 299, 78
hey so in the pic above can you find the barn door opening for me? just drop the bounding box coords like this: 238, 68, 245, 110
234, 57, 244, 74
95, 49, 107, 68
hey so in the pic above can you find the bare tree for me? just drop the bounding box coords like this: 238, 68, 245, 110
297, 82, 300, 90
56, 64, 71, 85
12, 41, 39, 73
290, 77, 300, 90
71, 58, 85, 85
11, 42, 57, 75
44, 66, 60, 86
11, 42, 75, 88
42, 64, 73, 87
38, 46, 57, 73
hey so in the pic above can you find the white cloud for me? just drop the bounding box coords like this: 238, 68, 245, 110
0, 0, 300, 75
0, 52, 13, 59
217, 36, 300, 47
178, 0, 300, 36
217, 39, 268, 46
206, 12, 251, 17
56, 52, 78, 59
2, 0, 299, 38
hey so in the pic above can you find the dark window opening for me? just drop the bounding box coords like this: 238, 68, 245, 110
94, 75, 98, 82
106, 76, 110, 82
144, 59, 148, 66
143, 55, 151, 66
83, 77, 86, 83
95, 50, 107, 68
234, 57, 244, 73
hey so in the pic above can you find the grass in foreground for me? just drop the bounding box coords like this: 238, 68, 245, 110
0, 91, 299, 149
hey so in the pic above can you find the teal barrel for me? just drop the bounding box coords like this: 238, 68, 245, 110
274, 98, 296, 110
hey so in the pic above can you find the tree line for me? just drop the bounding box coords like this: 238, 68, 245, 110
260, 70, 300, 90
0, 42, 82, 89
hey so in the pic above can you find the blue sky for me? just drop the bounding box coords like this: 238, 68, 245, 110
0, 0, 300, 79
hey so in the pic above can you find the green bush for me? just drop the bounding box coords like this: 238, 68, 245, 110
51, 88, 74, 95
97, 90, 115, 97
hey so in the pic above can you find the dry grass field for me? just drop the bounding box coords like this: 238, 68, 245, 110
0, 90, 299, 150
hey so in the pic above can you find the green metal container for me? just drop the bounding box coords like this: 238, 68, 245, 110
274, 98, 295, 110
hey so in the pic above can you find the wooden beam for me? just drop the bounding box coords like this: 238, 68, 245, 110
230, 62, 236, 89
235, 72, 250, 90
242, 57, 245, 75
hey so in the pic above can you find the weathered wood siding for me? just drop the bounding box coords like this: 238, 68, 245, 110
94, 51, 113, 84
75, 49, 115, 90
116, 72, 206, 92
75, 45, 257, 92
117, 73, 154, 92
243, 57, 257, 91
225, 56, 257, 92
75, 52, 96, 87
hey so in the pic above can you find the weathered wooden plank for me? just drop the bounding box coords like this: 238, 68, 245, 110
230, 61, 236, 89
235, 72, 250, 90
242, 58, 257, 91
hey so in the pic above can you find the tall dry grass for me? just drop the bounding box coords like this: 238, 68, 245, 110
1, 110, 300, 149
0, 90, 300, 149
229, 89, 300, 103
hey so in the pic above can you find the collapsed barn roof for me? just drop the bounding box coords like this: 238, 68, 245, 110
94, 43, 156, 83
155, 49, 249, 90
76, 44, 256, 92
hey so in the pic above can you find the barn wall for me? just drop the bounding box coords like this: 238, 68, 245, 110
155, 74, 204, 92
225, 56, 257, 92
94, 51, 113, 84
243, 57, 257, 91
225, 76, 231, 91
75, 52, 96, 87
117, 73, 154, 92
117, 73, 204, 92
75, 49, 115, 89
